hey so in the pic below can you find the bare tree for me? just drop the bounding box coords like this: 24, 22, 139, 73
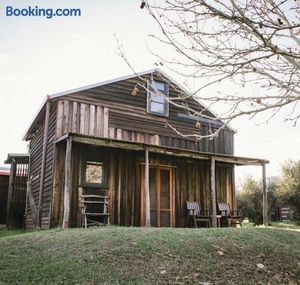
134, 0, 300, 137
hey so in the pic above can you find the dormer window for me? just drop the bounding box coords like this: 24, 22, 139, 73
147, 80, 169, 116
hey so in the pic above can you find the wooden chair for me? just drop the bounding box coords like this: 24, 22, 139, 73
218, 202, 242, 227
80, 195, 110, 228
186, 201, 211, 228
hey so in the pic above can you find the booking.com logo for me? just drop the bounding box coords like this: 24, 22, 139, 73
6, 6, 81, 19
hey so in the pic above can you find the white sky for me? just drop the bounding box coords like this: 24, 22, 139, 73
0, 0, 299, 182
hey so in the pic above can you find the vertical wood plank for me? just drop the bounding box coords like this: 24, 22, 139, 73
95, 106, 102, 137
80, 103, 85, 134
71, 102, 78, 133
131, 155, 135, 226
140, 164, 145, 226
89, 105, 95, 136
117, 156, 121, 226
157, 167, 161, 227
145, 149, 150, 227
117, 129, 122, 140
103, 107, 109, 138
109, 128, 115, 139
108, 154, 114, 225
84, 104, 89, 135
210, 157, 217, 227
63, 100, 70, 134
56, 100, 64, 137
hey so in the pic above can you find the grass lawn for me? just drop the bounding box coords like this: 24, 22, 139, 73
270, 221, 300, 231
0, 227, 299, 284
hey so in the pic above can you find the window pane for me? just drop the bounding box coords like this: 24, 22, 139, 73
154, 81, 165, 91
86, 161, 103, 184
150, 102, 165, 113
150, 92, 164, 104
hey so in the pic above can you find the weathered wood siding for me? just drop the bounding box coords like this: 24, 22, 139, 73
55, 98, 234, 155
54, 74, 234, 155
51, 144, 234, 228
26, 103, 56, 229
0, 175, 9, 224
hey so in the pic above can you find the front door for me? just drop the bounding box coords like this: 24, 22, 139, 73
142, 166, 175, 227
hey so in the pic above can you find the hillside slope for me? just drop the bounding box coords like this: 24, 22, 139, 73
0, 227, 299, 284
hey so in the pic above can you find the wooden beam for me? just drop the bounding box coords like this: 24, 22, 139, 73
70, 134, 268, 166
38, 99, 50, 228
62, 137, 72, 228
262, 162, 268, 227
210, 157, 217, 228
145, 149, 150, 227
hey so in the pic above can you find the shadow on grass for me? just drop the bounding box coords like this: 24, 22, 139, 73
0, 228, 27, 238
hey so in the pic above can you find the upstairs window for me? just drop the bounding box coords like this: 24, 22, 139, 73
147, 80, 169, 116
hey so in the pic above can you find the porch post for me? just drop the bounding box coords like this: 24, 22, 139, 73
262, 162, 268, 226
210, 157, 217, 227
62, 137, 72, 228
145, 149, 150, 227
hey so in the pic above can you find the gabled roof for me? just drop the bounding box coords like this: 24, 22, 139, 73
23, 68, 234, 140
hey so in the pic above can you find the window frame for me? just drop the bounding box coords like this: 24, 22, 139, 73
82, 153, 108, 188
147, 79, 169, 117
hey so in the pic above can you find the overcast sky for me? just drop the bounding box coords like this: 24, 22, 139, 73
0, 0, 299, 183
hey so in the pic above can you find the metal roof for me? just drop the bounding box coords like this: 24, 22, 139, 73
0, 166, 10, 176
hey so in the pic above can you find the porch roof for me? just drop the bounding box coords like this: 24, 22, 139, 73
4, 153, 30, 164
58, 133, 269, 166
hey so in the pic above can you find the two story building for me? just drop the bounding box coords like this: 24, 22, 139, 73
22, 69, 268, 229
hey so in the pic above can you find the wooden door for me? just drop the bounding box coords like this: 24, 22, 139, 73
142, 166, 175, 227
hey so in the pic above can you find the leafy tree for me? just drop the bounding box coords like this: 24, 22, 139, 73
278, 160, 300, 219
237, 175, 278, 225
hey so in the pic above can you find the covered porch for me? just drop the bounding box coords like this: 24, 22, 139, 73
53, 133, 269, 228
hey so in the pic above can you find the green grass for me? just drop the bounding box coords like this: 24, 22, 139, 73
0, 228, 27, 238
0, 227, 299, 284
270, 221, 300, 231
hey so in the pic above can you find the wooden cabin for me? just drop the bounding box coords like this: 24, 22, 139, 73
23, 69, 268, 229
